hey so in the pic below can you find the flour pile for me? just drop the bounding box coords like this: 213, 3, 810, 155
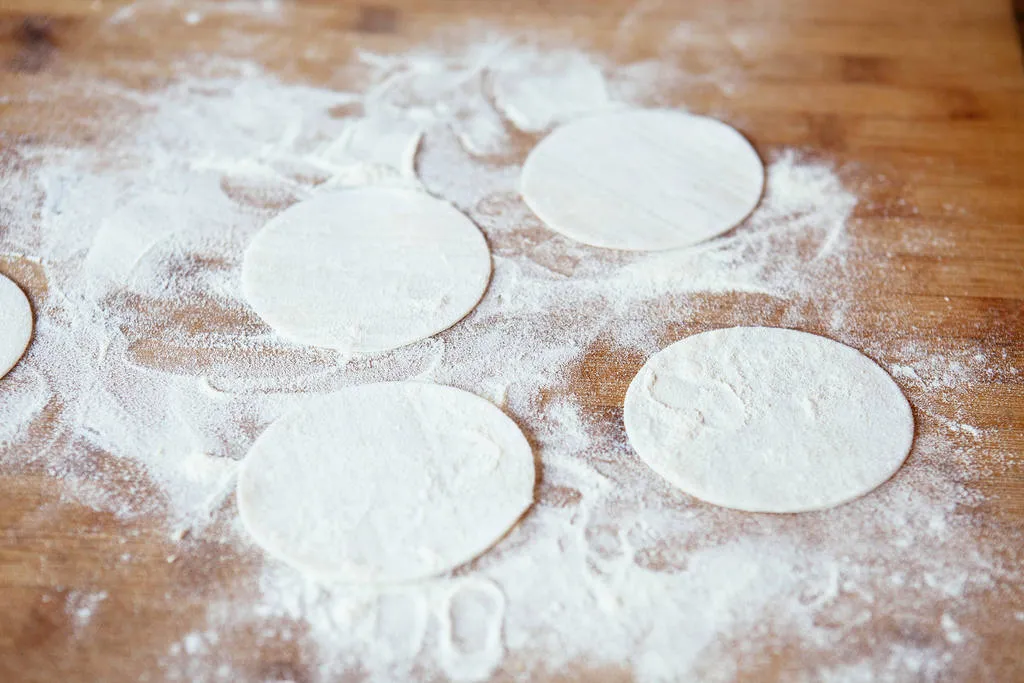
0, 22, 1021, 683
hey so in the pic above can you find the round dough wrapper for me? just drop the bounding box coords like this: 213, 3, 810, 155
237, 382, 535, 583
520, 109, 764, 251
0, 273, 33, 379
242, 188, 491, 353
624, 327, 914, 513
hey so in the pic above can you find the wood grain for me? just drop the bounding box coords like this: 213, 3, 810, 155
0, 0, 1022, 681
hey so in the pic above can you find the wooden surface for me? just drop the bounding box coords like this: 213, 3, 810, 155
0, 0, 1023, 681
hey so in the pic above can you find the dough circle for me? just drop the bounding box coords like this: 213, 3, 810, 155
624, 327, 914, 513
0, 273, 32, 379
242, 188, 491, 353
237, 382, 535, 583
520, 109, 764, 251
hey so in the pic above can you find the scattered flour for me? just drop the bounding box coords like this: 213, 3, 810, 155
0, 13, 1020, 683
66, 589, 109, 630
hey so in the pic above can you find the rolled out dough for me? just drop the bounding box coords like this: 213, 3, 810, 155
241, 188, 491, 353
237, 382, 535, 583
520, 109, 764, 251
0, 274, 32, 379
623, 327, 914, 513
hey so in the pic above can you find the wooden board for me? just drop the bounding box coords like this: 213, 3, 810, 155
0, 0, 1022, 681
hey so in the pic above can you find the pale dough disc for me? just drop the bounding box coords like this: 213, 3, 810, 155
624, 327, 914, 513
520, 109, 764, 251
0, 274, 33, 379
237, 382, 535, 583
241, 188, 491, 353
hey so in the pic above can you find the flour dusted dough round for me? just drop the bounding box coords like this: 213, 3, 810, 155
242, 188, 491, 353
624, 327, 914, 513
0, 274, 32, 379
237, 382, 535, 583
520, 109, 764, 251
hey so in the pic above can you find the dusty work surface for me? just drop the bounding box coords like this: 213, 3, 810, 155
0, 1, 1023, 681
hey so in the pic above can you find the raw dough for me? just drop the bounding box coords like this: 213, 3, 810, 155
0, 274, 32, 379
520, 109, 764, 251
490, 50, 612, 133
237, 382, 535, 583
241, 188, 491, 353
623, 327, 914, 513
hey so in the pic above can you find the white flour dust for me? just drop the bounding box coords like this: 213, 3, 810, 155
0, 20, 1021, 683
66, 589, 109, 631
